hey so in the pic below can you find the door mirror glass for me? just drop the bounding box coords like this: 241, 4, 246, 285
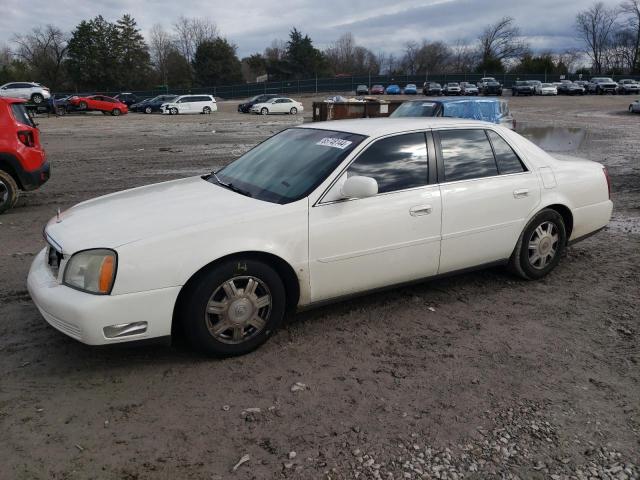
341, 176, 378, 199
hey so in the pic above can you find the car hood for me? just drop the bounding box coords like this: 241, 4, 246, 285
45, 177, 277, 254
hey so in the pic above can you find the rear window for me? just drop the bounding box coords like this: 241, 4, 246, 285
10, 103, 34, 127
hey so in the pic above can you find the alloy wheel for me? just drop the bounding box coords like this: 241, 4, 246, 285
0, 179, 8, 207
527, 221, 559, 270
204, 276, 272, 344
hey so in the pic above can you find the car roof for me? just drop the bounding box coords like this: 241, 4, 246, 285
298, 117, 499, 137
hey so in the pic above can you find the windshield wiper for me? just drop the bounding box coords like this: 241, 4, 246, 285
211, 171, 252, 197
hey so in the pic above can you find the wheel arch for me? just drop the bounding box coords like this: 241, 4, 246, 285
171, 250, 300, 336
0, 153, 25, 189
538, 203, 574, 241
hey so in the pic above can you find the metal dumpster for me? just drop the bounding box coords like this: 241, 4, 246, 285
312, 100, 405, 122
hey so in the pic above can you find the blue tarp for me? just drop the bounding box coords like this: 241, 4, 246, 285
439, 98, 507, 124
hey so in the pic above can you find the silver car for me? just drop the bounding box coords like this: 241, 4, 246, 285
0, 82, 51, 104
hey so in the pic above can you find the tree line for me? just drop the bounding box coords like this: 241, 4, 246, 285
0, 1, 638, 92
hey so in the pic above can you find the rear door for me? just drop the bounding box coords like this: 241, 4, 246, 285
435, 128, 541, 273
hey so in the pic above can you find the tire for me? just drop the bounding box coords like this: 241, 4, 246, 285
79, 101, 87, 110
509, 209, 567, 280
31, 93, 44, 104
144, 106, 152, 114
178, 258, 286, 357
260, 107, 269, 115
0, 169, 19, 215
111, 109, 121, 116
290, 107, 297, 115
170, 107, 178, 115
203, 106, 212, 114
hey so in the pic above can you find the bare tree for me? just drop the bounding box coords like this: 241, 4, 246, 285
12, 25, 67, 88
575, 2, 619, 73
149, 24, 174, 84
173, 16, 218, 62
450, 40, 477, 72
325, 33, 378, 74
478, 17, 528, 64
402, 41, 420, 74
264, 39, 287, 63
554, 48, 583, 73
620, 0, 640, 72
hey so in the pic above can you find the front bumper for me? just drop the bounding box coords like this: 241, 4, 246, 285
27, 248, 180, 345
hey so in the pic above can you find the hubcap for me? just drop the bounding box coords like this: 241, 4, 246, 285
204, 276, 271, 344
0, 179, 8, 205
528, 221, 559, 269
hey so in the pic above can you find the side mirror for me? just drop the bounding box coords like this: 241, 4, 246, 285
341, 176, 378, 199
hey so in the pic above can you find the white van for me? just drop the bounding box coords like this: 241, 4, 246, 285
161, 95, 217, 115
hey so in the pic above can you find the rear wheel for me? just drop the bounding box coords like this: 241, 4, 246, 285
290, 107, 298, 115
0, 170, 19, 215
31, 93, 44, 104
260, 107, 269, 115
178, 258, 286, 356
510, 209, 567, 280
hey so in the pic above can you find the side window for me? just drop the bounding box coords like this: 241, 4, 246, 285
347, 132, 428, 194
486, 131, 526, 174
439, 129, 498, 182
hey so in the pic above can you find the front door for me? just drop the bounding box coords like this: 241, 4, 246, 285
309, 131, 442, 302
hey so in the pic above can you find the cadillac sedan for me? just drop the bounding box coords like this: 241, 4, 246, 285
28, 118, 613, 356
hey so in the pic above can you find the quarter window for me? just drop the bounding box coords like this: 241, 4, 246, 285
439, 129, 498, 182
487, 131, 526, 174
347, 132, 428, 194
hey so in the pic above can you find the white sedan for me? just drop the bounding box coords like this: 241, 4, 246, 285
28, 118, 613, 356
250, 97, 303, 115
536, 83, 558, 96
629, 100, 640, 113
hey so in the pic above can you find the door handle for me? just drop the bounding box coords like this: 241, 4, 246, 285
410, 205, 432, 216
513, 189, 529, 199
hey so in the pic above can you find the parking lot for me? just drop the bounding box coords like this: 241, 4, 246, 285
1, 94, 639, 479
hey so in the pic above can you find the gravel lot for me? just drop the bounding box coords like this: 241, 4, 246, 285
0, 94, 639, 479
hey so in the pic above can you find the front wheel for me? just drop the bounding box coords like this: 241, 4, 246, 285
290, 107, 297, 115
178, 258, 286, 356
111, 108, 121, 116
78, 101, 87, 110
144, 106, 152, 114
510, 209, 567, 280
0, 169, 19, 215
203, 106, 212, 114
170, 107, 178, 115
260, 107, 269, 115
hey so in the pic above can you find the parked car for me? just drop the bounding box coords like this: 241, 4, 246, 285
535, 83, 558, 96
370, 85, 385, 95
250, 97, 303, 115
574, 80, 590, 89
238, 94, 280, 113
48, 94, 76, 115
0, 98, 49, 214
385, 85, 401, 95
423, 82, 443, 96
162, 95, 217, 115
629, 100, 640, 113
404, 84, 418, 95
557, 81, 585, 95
132, 95, 178, 113
460, 82, 479, 95
114, 93, 139, 107
479, 78, 503, 96
355, 85, 369, 95
67, 95, 129, 115
28, 117, 613, 355
390, 98, 515, 129
617, 79, 640, 95
443, 82, 462, 95
512, 81, 535, 96
527, 80, 542, 93
0, 82, 51, 104
587, 78, 618, 95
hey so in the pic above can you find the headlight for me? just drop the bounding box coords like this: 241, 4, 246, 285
63, 249, 117, 295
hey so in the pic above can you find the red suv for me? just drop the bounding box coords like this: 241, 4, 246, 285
0, 98, 49, 214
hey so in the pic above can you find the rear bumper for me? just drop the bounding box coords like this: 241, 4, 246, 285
20, 160, 50, 191
27, 248, 180, 345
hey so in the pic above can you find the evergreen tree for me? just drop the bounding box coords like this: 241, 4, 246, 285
285, 28, 327, 79
115, 14, 152, 89
192, 38, 242, 86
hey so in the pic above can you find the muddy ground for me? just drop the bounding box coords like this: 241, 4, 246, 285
0, 94, 638, 480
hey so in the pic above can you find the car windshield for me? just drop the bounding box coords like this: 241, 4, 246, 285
390, 101, 439, 118
212, 128, 365, 204
541, 83, 552, 87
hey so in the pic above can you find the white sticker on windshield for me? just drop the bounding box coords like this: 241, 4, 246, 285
422, 102, 436, 107
316, 137, 353, 149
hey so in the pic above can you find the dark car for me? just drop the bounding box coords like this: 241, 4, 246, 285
238, 94, 280, 113
133, 95, 178, 113
48, 94, 77, 115
355, 85, 369, 95
114, 92, 139, 107
617, 79, 640, 95
557, 81, 585, 95
423, 82, 443, 95
481, 80, 503, 96
511, 81, 534, 96
370, 85, 385, 95
587, 78, 618, 95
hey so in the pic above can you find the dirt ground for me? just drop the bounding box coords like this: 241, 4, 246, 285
0, 94, 639, 480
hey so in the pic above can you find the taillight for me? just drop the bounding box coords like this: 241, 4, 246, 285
18, 130, 35, 147
603, 167, 611, 200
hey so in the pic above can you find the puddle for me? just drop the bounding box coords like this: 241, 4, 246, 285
516, 126, 588, 152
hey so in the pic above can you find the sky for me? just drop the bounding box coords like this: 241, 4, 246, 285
1, 0, 622, 57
